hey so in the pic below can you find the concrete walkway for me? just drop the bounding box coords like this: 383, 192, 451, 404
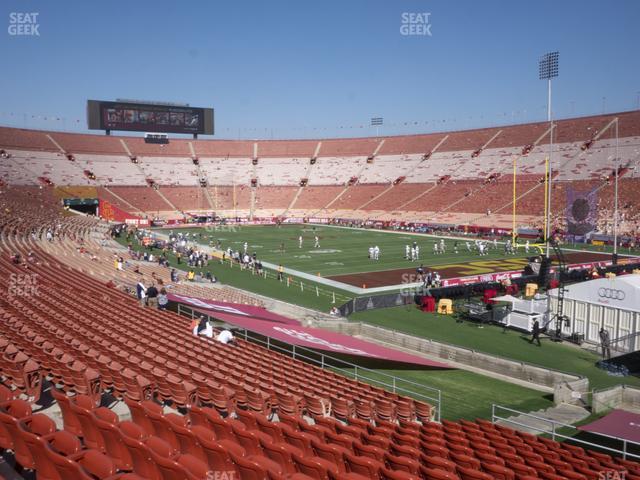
495, 403, 591, 435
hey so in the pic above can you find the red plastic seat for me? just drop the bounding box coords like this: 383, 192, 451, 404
311, 438, 349, 473
69, 395, 105, 451
17, 414, 60, 480
119, 421, 161, 480
384, 452, 420, 474
420, 467, 461, 480
457, 466, 494, 480
48, 448, 116, 480
0, 398, 32, 452
50, 388, 83, 437
380, 468, 421, 480
141, 401, 180, 450
423, 455, 457, 473
146, 436, 209, 480
481, 462, 515, 480
187, 404, 219, 428
228, 449, 273, 480
91, 407, 134, 471
293, 452, 340, 480
344, 452, 385, 478
121, 396, 149, 428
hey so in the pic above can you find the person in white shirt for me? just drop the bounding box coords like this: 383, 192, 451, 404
415, 245, 420, 260
216, 329, 235, 345
314, 236, 320, 248
405, 244, 410, 260
373, 245, 380, 260
193, 316, 214, 338
368, 246, 374, 259
299, 235, 303, 248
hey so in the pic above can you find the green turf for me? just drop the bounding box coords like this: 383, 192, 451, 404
117, 235, 352, 311
159, 225, 542, 278
350, 306, 640, 391
335, 367, 554, 421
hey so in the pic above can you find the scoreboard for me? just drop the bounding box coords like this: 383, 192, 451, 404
87, 100, 214, 135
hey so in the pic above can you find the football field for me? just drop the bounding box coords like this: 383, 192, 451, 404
156, 224, 623, 290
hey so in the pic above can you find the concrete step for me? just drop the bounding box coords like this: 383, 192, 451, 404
496, 403, 590, 435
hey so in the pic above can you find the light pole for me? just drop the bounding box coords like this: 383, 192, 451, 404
539, 51, 559, 257
613, 118, 619, 263
371, 117, 383, 137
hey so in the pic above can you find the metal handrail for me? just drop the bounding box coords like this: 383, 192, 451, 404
177, 303, 443, 421
492, 404, 640, 460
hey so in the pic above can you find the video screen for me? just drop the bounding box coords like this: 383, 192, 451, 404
90, 100, 213, 134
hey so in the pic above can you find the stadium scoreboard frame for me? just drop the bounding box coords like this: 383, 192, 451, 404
87, 99, 214, 137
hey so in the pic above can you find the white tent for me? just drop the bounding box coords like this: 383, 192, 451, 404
549, 274, 640, 351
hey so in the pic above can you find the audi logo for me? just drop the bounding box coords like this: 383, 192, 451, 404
598, 288, 626, 301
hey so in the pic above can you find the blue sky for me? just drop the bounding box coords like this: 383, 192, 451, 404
0, 0, 638, 139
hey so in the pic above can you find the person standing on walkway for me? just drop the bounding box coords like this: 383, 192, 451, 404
530, 319, 541, 347
599, 327, 611, 359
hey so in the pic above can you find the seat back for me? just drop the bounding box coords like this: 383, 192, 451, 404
124, 397, 155, 435
18, 414, 60, 480
292, 453, 333, 480
229, 450, 269, 480
191, 425, 240, 473
69, 399, 104, 451
50, 388, 83, 436
120, 425, 161, 480
44, 447, 93, 480
0, 399, 32, 452
345, 452, 384, 478
92, 407, 134, 471
165, 413, 207, 464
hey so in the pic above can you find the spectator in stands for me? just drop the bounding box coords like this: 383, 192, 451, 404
136, 280, 147, 307
187, 270, 195, 281
170, 268, 178, 283
192, 315, 212, 337
157, 288, 168, 310
215, 329, 235, 345
146, 282, 159, 308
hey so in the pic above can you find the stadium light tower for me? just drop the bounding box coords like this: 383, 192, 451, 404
613, 118, 619, 262
539, 52, 558, 121
539, 52, 559, 257
371, 117, 383, 138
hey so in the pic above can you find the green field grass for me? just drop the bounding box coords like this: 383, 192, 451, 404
160, 225, 540, 278
349, 306, 640, 391
335, 367, 554, 421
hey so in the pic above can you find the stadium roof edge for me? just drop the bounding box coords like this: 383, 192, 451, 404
0, 109, 639, 145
